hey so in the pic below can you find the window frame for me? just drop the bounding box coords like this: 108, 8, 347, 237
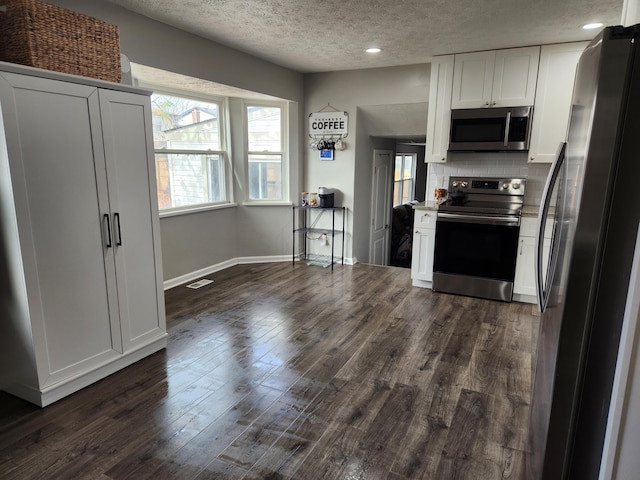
145, 85, 234, 216
243, 100, 289, 204
393, 152, 417, 206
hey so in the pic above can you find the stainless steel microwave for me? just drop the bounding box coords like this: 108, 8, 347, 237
449, 106, 533, 151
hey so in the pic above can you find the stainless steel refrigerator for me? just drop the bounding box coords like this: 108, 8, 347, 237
528, 24, 640, 480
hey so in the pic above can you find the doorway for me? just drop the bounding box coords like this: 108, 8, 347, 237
369, 141, 426, 267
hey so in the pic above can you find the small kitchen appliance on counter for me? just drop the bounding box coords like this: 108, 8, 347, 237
432, 176, 526, 302
318, 187, 334, 208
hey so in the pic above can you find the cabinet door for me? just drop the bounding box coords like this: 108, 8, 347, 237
0, 73, 122, 387
514, 235, 551, 297
99, 89, 166, 352
426, 56, 454, 163
451, 51, 495, 109
528, 43, 587, 163
492, 46, 540, 107
514, 236, 537, 296
411, 226, 435, 282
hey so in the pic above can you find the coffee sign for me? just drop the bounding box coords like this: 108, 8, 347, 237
309, 111, 348, 136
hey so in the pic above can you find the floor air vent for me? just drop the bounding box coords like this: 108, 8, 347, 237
185, 279, 213, 289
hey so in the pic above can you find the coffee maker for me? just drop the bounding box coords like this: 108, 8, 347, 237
318, 187, 334, 208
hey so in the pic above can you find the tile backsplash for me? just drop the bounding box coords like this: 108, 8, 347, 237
426, 151, 551, 206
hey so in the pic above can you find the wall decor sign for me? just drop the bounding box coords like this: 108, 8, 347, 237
309, 105, 348, 157
309, 111, 348, 136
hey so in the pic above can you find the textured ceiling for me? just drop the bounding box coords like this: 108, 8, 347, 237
106, 0, 624, 73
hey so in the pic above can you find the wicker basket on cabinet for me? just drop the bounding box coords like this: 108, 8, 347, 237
0, 0, 121, 82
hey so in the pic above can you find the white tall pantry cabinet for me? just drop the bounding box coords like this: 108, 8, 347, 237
0, 62, 166, 407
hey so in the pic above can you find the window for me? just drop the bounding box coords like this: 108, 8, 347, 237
151, 92, 228, 212
246, 104, 286, 201
393, 153, 416, 206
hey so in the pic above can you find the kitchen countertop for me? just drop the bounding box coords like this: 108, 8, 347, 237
414, 201, 543, 216
522, 205, 541, 217
413, 201, 440, 211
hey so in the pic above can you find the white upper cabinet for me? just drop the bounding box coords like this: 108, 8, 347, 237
426, 55, 454, 163
528, 42, 587, 163
451, 51, 494, 109
451, 46, 540, 109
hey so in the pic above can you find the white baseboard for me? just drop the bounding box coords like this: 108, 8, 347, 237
5, 336, 167, 407
164, 259, 237, 290
236, 255, 291, 265
165, 254, 358, 290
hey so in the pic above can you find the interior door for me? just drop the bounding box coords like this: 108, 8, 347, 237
369, 149, 393, 265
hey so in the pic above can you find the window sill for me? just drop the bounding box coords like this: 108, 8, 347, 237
242, 202, 293, 207
159, 203, 238, 218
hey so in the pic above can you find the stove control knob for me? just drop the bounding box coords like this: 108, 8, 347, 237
460, 181, 468, 188
512, 182, 521, 190
502, 182, 510, 190
452, 181, 459, 188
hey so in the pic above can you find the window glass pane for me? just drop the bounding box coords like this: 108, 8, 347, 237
247, 106, 281, 152
403, 155, 413, 180
402, 179, 413, 204
395, 155, 402, 181
151, 94, 220, 150
155, 153, 224, 209
393, 181, 402, 206
248, 154, 282, 200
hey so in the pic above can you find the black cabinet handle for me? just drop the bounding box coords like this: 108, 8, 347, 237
114, 213, 122, 246
104, 213, 112, 248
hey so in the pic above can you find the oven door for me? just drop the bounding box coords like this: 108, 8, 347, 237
433, 212, 520, 301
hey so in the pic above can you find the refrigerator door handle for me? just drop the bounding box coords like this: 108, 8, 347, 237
536, 141, 566, 312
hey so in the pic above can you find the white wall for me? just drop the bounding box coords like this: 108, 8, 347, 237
48, 0, 305, 283
622, 0, 640, 25
304, 64, 430, 262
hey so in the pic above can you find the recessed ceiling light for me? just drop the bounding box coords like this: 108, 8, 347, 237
365, 47, 382, 54
582, 22, 604, 30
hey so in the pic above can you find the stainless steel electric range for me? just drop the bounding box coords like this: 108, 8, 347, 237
432, 176, 526, 302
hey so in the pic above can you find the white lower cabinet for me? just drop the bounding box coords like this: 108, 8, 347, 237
0, 63, 166, 407
514, 217, 550, 303
411, 210, 436, 287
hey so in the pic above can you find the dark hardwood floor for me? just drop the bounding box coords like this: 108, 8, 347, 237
0, 262, 539, 479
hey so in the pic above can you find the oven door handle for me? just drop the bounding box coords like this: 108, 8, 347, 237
437, 212, 520, 226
